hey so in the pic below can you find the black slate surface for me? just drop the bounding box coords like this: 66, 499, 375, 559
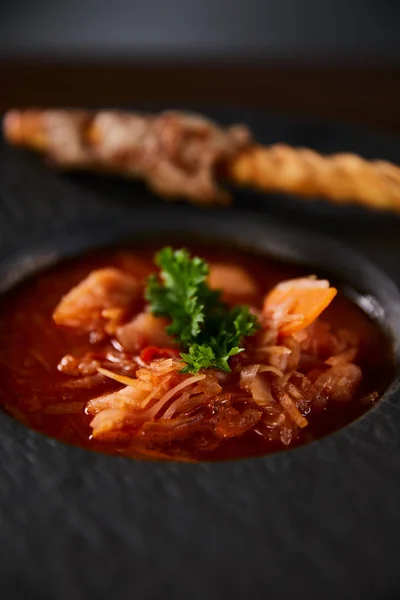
1, 109, 400, 600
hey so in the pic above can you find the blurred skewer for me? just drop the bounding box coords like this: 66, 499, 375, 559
4, 108, 400, 212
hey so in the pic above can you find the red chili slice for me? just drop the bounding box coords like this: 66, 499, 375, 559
140, 346, 180, 362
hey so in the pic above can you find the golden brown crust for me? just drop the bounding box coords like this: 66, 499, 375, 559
228, 144, 400, 211
3, 110, 49, 150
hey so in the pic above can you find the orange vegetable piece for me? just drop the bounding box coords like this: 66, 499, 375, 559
263, 277, 337, 335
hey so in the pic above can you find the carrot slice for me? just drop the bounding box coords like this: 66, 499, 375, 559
263, 278, 337, 335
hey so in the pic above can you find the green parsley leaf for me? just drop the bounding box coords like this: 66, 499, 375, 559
180, 345, 217, 373
145, 247, 259, 373
145, 247, 219, 344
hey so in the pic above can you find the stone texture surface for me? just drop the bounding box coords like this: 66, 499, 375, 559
1, 110, 400, 600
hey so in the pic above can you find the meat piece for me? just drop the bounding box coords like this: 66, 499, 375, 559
4, 109, 92, 165
53, 268, 140, 334
208, 263, 258, 301
116, 312, 175, 352
315, 363, 362, 402
4, 109, 253, 205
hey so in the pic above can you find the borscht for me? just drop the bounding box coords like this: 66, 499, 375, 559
0, 244, 392, 462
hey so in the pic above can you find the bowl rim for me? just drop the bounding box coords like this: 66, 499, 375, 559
0, 204, 399, 463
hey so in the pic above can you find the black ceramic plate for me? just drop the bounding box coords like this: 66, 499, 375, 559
2, 111, 400, 600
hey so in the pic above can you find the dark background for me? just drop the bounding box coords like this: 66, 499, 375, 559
1, 0, 400, 61
1, 2, 400, 130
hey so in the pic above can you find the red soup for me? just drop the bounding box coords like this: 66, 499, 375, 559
0, 244, 393, 462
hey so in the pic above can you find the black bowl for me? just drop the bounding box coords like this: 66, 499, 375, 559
1, 206, 400, 600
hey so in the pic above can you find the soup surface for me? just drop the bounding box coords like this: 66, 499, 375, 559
0, 244, 392, 462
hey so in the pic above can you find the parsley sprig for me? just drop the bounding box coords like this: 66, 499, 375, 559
145, 247, 259, 373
